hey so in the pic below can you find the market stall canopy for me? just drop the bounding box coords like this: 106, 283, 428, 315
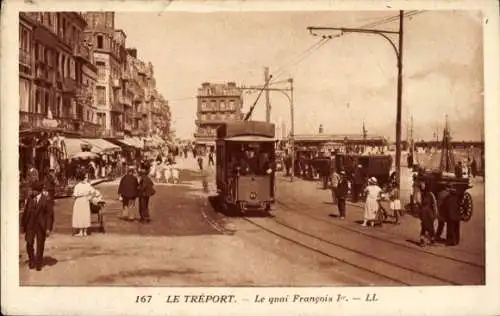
83, 138, 121, 154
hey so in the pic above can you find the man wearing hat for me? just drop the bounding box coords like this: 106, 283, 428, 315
443, 185, 461, 246
137, 168, 155, 223
118, 166, 139, 221
335, 170, 349, 219
21, 181, 54, 271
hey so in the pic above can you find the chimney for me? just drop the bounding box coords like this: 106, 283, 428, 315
319, 124, 324, 134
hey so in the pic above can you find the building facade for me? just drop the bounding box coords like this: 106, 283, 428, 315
19, 12, 100, 136
82, 12, 127, 137
194, 82, 243, 145
20, 11, 172, 141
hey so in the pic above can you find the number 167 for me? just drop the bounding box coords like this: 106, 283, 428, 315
136, 295, 152, 303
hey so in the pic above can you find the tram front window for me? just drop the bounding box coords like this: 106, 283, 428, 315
230, 143, 274, 176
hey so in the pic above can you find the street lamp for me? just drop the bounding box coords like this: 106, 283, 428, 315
307, 10, 404, 191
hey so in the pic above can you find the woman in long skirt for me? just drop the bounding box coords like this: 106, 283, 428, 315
362, 177, 382, 227
72, 173, 93, 236
164, 163, 172, 183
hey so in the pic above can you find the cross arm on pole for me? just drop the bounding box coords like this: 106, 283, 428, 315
307, 26, 400, 59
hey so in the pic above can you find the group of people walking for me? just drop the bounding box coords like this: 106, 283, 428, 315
329, 170, 402, 227
413, 177, 462, 247
118, 166, 156, 223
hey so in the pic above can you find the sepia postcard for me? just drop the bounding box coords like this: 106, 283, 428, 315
1, 0, 499, 315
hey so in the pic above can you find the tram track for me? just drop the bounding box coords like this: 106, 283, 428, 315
265, 197, 484, 285
276, 198, 484, 268
241, 215, 467, 286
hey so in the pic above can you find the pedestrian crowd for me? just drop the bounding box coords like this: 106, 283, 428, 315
327, 165, 464, 248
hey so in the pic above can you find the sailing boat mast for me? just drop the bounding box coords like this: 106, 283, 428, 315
439, 115, 455, 173
410, 115, 414, 153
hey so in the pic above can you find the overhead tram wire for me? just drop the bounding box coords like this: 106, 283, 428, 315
269, 10, 426, 82
269, 37, 329, 81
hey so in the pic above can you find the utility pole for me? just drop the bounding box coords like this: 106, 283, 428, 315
239, 79, 295, 182
264, 67, 271, 123
395, 11, 404, 190
307, 10, 405, 191
290, 78, 295, 182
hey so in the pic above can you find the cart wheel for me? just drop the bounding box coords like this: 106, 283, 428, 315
459, 192, 473, 222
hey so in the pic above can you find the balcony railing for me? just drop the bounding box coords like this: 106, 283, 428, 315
19, 49, 32, 67
76, 86, 93, 99
110, 102, 124, 113
19, 111, 45, 129
121, 95, 132, 106
75, 44, 93, 63
35, 64, 55, 83
99, 129, 124, 138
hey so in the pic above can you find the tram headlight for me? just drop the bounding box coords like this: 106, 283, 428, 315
250, 192, 257, 200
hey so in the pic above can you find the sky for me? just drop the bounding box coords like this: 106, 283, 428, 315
115, 10, 483, 141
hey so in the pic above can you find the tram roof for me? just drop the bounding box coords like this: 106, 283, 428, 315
217, 120, 275, 139
224, 135, 276, 142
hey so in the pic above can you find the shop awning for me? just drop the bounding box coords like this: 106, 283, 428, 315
115, 136, 143, 149
64, 138, 85, 157
82, 138, 121, 154
143, 136, 166, 148
152, 135, 165, 144
130, 136, 144, 149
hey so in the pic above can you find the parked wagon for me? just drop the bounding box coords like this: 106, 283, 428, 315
415, 171, 473, 222
335, 153, 393, 188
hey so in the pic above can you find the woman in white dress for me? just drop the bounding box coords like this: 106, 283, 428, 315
72, 173, 94, 236
164, 162, 172, 184
363, 177, 382, 227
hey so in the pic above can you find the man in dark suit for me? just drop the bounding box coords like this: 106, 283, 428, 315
336, 171, 349, 219
138, 169, 155, 223
445, 188, 461, 246
21, 181, 54, 271
118, 167, 139, 221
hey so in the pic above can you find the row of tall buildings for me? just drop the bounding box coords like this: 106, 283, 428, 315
19, 12, 171, 139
